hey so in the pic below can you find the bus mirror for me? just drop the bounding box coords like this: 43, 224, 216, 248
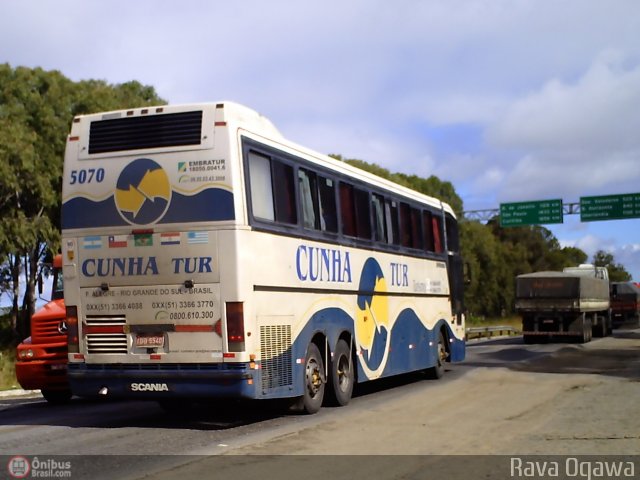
37, 273, 44, 295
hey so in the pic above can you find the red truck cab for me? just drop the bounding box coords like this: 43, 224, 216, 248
15, 255, 70, 403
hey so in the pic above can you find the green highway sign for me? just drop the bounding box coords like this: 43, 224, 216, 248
500, 199, 564, 227
580, 193, 640, 222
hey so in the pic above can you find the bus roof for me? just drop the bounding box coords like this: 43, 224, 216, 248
71, 101, 456, 218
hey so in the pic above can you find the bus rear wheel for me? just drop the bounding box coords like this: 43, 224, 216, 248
327, 339, 354, 406
299, 343, 325, 414
426, 332, 447, 379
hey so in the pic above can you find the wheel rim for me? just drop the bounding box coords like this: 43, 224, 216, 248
336, 353, 351, 392
437, 338, 446, 366
306, 357, 323, 397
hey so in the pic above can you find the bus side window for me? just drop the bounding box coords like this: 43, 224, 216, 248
410, 207, 423, 250
372, 194, 386, 243
273, 161, 297, 224
339, 183, 357, 237
299, 169, 338, 233
423, 210, 435, 252
432, 214, 443, 253
385, 200, 400, 245
248, 152, 275, 221
248, 151, 296, 224
354, 187, 371, 240
445, 212, 459, 252
318, 176, 338, 233
400, 203, 412, 247
299, 168, 319, 229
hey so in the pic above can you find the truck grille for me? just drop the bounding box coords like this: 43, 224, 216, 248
260, 325, 292, 390
88, 110, 203, 154
85, 315, 128, 354
31, 317, 65, 344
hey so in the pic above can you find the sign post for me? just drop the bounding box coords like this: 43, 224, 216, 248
500, 199, 564, 227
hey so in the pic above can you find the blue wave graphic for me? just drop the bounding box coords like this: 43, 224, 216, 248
62, 197, 121, 229
162, 190, 234, 223
62, 188, 235, 229
294, 306, 464, 384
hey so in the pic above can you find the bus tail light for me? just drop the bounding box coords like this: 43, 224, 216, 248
226, 302, 245, 352
66, 306, 79, 353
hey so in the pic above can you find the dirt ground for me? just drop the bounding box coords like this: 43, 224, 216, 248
221, 332, 640, 455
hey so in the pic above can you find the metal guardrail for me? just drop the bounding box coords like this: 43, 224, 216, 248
465, 325, 520, 340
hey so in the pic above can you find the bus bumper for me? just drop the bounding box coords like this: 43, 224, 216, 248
67, 363, 258, 399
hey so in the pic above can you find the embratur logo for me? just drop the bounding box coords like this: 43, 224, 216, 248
178, 162, 187, 172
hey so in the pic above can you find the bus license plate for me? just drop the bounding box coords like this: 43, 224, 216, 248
135, 334, 165, 348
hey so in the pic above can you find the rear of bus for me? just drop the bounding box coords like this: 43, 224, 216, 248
62, 103, 259, 400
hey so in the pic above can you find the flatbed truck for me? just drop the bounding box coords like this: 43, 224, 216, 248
516, 264, 612, 344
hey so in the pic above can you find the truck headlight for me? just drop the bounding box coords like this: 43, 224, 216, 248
19, 349, 34, 359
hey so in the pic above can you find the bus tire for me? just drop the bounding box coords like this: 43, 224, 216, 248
300, 343, 325, 414
41, 388, 72, 405
426, 332, 446, 379
327, 339, 354, 407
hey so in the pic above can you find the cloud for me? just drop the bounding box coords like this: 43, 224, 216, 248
480, 52, 640, 202
560, 234, 640, 280
488, 51, 640, 153
2, 0, 640, 276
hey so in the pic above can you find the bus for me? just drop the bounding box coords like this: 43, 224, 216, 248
61, 102, 465, 413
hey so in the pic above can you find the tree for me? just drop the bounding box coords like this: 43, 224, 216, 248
593, 250, 632, 282
546, 246, 588, 271
330, 155, 464, 216
0, 64, 166, 339
460, 221, 512, 317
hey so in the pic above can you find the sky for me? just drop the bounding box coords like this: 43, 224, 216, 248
1, 0, 640, 279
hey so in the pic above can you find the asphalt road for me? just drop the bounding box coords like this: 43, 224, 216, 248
1, 328, 639, 479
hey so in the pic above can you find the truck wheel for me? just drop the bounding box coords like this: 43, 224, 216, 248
41, 389, 72, 405
326, 339, 354, 406
523, 334, 536, 344
605, 313, 613, 336
592, 316, 604, 337
578, 315, 591, 343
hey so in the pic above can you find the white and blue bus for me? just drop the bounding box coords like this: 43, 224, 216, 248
61, 102, 465, 413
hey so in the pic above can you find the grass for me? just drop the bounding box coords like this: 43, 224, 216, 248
0, 312, 20, 391
467, 314, 522, 330
0, 348, 18, 391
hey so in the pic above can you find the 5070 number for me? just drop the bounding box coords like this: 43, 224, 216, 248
70, 168, 105, 185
